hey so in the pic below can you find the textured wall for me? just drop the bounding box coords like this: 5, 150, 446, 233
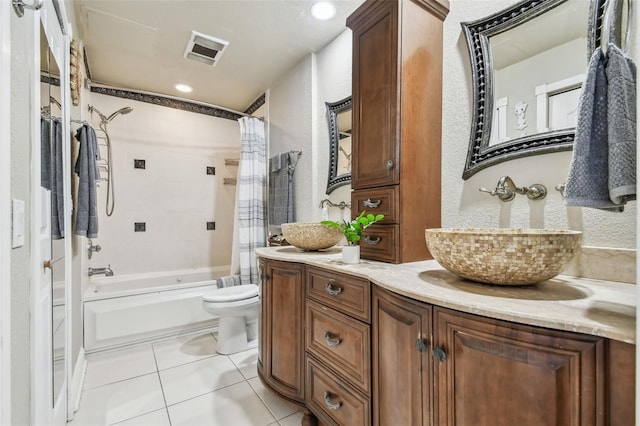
442, 0, 636, 249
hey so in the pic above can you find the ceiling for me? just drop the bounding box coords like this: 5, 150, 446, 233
73, 0, 364, 112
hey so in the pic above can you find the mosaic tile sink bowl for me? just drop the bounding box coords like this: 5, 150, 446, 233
425, 228, 582, 285
281, 222, 343, 251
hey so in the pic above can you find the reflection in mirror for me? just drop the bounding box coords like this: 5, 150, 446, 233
325, 96, 352, 194
40, 21, 66, 406
461, 0, 606, 179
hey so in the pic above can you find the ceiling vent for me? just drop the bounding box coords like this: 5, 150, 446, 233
183, 30, 229, 66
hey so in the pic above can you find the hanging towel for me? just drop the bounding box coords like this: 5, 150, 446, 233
51, 119, 65, 239
605, 43, 637, 204
74, 124, 99, 238
216, 275, 242, 288
41, 117, 52, 190
268, 152, 295, 226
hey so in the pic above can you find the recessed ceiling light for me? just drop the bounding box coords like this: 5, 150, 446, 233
311, 1, 336, 20
175, 84, 193, 93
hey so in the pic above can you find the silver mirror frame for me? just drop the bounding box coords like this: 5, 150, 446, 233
325, 96, 352, 194
460, 0, 606, 180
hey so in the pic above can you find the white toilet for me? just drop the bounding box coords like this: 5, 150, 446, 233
202, 284, 260, 355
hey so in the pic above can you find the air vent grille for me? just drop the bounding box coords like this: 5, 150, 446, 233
184, 30, 229, 66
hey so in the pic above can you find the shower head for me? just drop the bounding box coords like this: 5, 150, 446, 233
88, 105, 108, 123
106, 107, 133, 123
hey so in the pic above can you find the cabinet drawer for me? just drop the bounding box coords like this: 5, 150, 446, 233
306, 356, 371, 426
306, 267, 370, 323
351, 187, 398, 223
360, 225, 398, 263
306, 300, 371, 393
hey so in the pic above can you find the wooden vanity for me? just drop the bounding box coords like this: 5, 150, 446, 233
256, 247, 636, 426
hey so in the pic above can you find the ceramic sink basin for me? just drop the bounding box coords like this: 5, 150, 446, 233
425, 228, 582, 285
281, 222, 343, 251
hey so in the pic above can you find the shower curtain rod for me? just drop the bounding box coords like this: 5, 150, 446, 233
87, 80, 253, 118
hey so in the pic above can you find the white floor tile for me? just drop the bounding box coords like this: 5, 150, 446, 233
229, 347, 259, 379
247, 377, 298, 420
68, 373, 165, 426
152, 332, 218, 370
278, 411, 304, 426
159, 355, 245, 405
168, 381, 276, 426
84, 344, 157, 390
112, 408, 171, 426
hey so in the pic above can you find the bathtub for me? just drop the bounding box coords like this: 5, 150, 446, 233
84, 266, 229, 352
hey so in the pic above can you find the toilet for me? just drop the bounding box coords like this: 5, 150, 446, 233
202, 284, 260, 355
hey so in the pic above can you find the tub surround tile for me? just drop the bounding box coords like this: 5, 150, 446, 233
112, 408, 171, 426
564, 246, 636, 284
167, 381, 276, 426
152, 332, 218, 370
229, 347, 259, 379
159, 354, 245, 405
256, 247, 636, 344
248, 377, 299, 420
84, 344, 157, 389
69, 373, 165, 426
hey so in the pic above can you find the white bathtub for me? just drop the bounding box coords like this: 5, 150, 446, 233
84, 266, 229, 352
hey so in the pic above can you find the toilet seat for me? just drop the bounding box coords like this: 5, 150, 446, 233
203, 284, 258, 303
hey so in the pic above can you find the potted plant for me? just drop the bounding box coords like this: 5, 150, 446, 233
322, 211, 384, 264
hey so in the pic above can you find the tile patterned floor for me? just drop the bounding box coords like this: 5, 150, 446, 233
67, 332, 302, 426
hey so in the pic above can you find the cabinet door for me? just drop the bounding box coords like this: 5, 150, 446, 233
434, 307, 605, 426
349, 0, 400, 189
373, 287, 432, 426
260, 260, 306, 403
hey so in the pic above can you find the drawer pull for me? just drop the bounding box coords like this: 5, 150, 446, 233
323, 391, 342, 410
363, 235, 381, 245
415, 338, 428, 353
325, 282, 342, 296
385, 160, 394, 170
323, 331, 341, 347
433, 346, 447, 363
363, 198, 381, 208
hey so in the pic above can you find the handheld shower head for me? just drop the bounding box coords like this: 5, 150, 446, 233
106, 107, 133, 123
88, 105, 108, 123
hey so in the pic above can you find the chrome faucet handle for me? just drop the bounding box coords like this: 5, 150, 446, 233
479, 186, 516, 202
87, 240, 101, 259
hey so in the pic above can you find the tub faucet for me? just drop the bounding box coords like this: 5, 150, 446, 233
88, 265, 114, 277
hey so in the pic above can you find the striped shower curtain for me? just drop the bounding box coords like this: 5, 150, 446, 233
230, 117, 267, 285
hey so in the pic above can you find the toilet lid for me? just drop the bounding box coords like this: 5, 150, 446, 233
203, 284, 259, 302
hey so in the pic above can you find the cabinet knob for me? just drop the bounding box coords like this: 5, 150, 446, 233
363, 198, 381, 208
415, 338, 428, 353
323, 331, 341, 347
323, 391, 342, 410
363, 235, 381, 245
43, 259, 53, 270
260, 275, 269, 282
325, 282, 342, 296
433, 346, 447, 363
385, 160, 394, 170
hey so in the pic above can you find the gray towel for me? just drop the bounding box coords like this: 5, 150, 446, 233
269, 152, 295, 226
74, 125, 99, 238
605, 44, 636, 204
216, 275, 242, 288
51, 119, 65, 239
41, 117, 52, 190
565, 45, 636, 211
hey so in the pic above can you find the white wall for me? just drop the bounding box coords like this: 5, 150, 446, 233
86, 93, 240, 276
442, 0, 636, 249
268, 29, 353, 228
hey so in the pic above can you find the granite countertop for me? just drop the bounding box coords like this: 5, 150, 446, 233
256, 246, 637, 344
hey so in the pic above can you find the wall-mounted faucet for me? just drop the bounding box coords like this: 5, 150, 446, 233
87, 239, 101, 259
479, 176, 547, 202
88, 265, 114, 277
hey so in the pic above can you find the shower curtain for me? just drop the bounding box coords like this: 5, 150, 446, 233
230, 117, 267, 285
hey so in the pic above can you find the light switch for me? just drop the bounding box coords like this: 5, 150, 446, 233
12, 199, 25, 248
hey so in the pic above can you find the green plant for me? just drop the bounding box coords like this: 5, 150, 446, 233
321, 211, 384, 246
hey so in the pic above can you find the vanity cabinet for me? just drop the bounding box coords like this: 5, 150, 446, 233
347, 0, 448, 263
373, 286, 636, 426
305, 266, 372, 425
257, 259, 306, 404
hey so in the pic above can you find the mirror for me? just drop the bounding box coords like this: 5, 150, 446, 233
40, 21, 66, 407
325, 96, 352, 194
461, 0, 606, 179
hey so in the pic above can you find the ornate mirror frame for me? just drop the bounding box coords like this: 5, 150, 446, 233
325, 96, 352, 194
460, 0, 606, 179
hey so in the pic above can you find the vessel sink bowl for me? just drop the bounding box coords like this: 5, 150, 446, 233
425, 228, 582, 285
281, 222, 343, 251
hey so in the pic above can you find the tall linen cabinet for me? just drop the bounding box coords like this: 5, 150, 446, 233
347, 0, 449, 263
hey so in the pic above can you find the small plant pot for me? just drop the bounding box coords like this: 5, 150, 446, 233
342, 245, 360, 264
